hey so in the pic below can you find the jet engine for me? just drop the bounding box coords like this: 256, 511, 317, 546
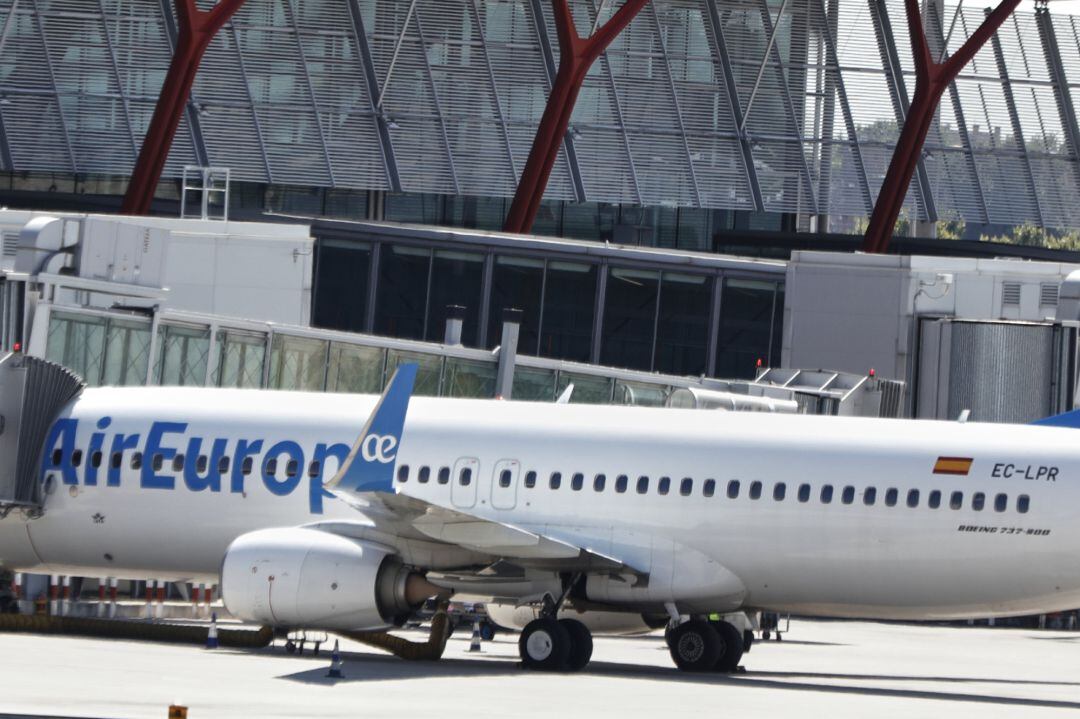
221, 527, 440, 631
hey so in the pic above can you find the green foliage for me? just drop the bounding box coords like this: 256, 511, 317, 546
981, 223, 1080, 250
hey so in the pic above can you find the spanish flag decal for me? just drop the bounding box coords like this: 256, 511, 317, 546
933, 457, 973, 476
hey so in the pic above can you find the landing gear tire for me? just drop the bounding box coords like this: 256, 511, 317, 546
559, 618, 593, 672
519, 617, 571, 671
667, 620, 722, 672
742, 629, 754, 654
711, 620, 744, 673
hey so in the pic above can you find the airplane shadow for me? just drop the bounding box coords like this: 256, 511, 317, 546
276, 649, 1080, 710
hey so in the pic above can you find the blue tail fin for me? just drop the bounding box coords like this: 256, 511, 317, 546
1032, 409, 1080, 428
328, 363, 418, 494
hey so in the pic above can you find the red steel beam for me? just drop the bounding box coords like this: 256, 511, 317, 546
504, 0, 650, 234
121, 0, 247, 216
862, 0, 1020, 253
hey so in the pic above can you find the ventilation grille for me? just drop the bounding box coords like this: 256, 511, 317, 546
1040, 283, 1059, 307
1, 232, 16, 257
1002, 282, 1022, 306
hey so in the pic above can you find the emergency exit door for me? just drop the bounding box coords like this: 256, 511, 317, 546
490, 459, 520, 510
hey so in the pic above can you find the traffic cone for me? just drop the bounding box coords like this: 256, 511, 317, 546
326, 640, 344, 679
206, 612, 219, 649
468, 621, 482, 652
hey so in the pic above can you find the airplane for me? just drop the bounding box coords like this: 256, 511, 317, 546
1, 353, 1079, 673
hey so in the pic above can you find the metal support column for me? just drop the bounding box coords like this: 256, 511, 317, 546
95, 0, 140, 160
1035, 4, 1080, 195
412, 8, 460, 195
869, 0, 937, 222
282, 0, 336, 186
988, 9, 1044, 226
814, 0, 839, 230
704, 0, 765, 212
30, 0, 76, 172
468, 0, 519, 181
225, 22, 272, 182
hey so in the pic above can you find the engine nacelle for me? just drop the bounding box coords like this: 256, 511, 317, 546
221, 528, 433, 631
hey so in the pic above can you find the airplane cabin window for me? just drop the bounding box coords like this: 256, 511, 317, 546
749, 481, 762, 500
884, 488, 898, 507
71, 450, 83, 467
1017, 494, 1030, 513
658, 477, 671, 495
615, 475, 628, 493
524, 470, 536, 488
773, 482, 786, 501
928, 489, 941, 509
418, 466, 431, 483
110, 452, 122, 470
972, 492, 985, 511
820, 485, 833, 503
459, 467, 473, 486
636, 476, 649, 494
51, 449, 62, 465
703, 479, 715, 497
906, 489, 919, 508
220, 457, 231, 475
550, 472, 562, 490
397, 465, 409, 482
152, 454, 164, 472
680, 478, 692, 496
950, 491, 963, 510
994, 493, 1007, 512
499, 469, 512, 488
131, 452, 143, 470
571, 473, 584, 491
174, 454, 187, 472
286, 459, 299, 478
841, 486, 855, 504
197, 455, 208, 474
727, 480, 740, 499
307, 460, 320, 478
91, 451, 102, 469
438, 467, 450, 484
242, 457, 253, 475
594, 474, 606, 492
863, 487, 876, 505
798, 483, 810, 502
264, 458, 277, 477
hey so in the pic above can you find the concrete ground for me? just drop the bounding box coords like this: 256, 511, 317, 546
0, 619, 1078, 719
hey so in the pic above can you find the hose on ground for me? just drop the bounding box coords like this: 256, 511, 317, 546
339, 607, 452, 661
0, 613, 273, 648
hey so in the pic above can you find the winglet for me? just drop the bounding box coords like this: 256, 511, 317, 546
1032, 408, 1080, 428
327, 363, 418, 494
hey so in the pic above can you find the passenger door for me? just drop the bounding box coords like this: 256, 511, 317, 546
451, 457, 479, 509
490, 459, 520, 510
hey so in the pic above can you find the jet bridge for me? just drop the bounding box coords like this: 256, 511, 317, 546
0, 353, 84, 516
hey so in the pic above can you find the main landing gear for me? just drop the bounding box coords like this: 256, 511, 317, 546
666, 618, 745, 673
518, 578, 594, 672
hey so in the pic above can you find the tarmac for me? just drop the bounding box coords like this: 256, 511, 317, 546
0, 618, 1078, 719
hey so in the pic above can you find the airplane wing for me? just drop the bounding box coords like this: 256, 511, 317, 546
323, 365, 640, 575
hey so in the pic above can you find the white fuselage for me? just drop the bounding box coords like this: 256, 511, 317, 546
1, 386, 1079, 620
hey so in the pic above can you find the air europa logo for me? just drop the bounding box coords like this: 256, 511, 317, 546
39, 417, 359, 514
360, 434, 398, 463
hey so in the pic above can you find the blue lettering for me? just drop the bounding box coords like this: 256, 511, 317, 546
141, 421, 187, 490
41, 418, 79, 486
262, 440, 304, 497
309, 442, 349, 514
183, 437, 227, 492
84, 417, 111, 487
231, 439, 263, 494
107, 433, 140, 486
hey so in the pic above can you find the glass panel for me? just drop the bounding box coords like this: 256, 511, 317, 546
488, 256, 543, 354
268, 335, 327, 391
426, 250, 484, 346
443, 357, 496, 398
216, 331, 267, 389
556, 372, 613, 404
385, 193, 441, 223
386, 349, 442, 396
101, 318, 152, 386
601, 267, 658, 370
656, 273, 712, 376
375, 245, 430, 341
157, 325, 211, 387
539, 261, 596, 363
512, 366, 556, 401
46, 312, 107, 385
614, 380, 668, 407
715, 278, 777, 379
313, 241, 370, 333
327, 343, 386, 394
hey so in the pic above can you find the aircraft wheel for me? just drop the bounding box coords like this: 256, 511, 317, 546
711, 620, 745, 673
559, 618, 593, 672
667, 620, 722, 672
743, 629, 754, 654
519, 617, 571, 671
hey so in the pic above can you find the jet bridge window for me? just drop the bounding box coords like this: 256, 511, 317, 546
419, 466, 431, 484
131, 452, 143, 470
820, 485, 833, 503
524, 471, 536, 488
438, 467, 450, 484
71, 450, 83, 468
499, 469, 512, 488
550, 472, 562, 490
773, 483, 786, 501
841, 486, 855, 504
615, 475, 628, 493
703, 479, 715, 497
972, 492, 985, 511
680, 478, 693, 496
594, 474, 606, 492
459, 467, 473, 486
906, 489, 919, 508
173, 454, 185, 472
658, 477, 671, 495
91, 451, 102, 469
636, 476, 649, 494
1017, 495, 1030, 513
863, 487, 876, 506
797, 484, 810, 502
884, 488, 898, 507
749, 481, 762, 500
727, 480, 740, 499
397, 465, 409, 483
994, 493, 1007, 512
571, 473, 584, 491
950, 491, 963, 510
